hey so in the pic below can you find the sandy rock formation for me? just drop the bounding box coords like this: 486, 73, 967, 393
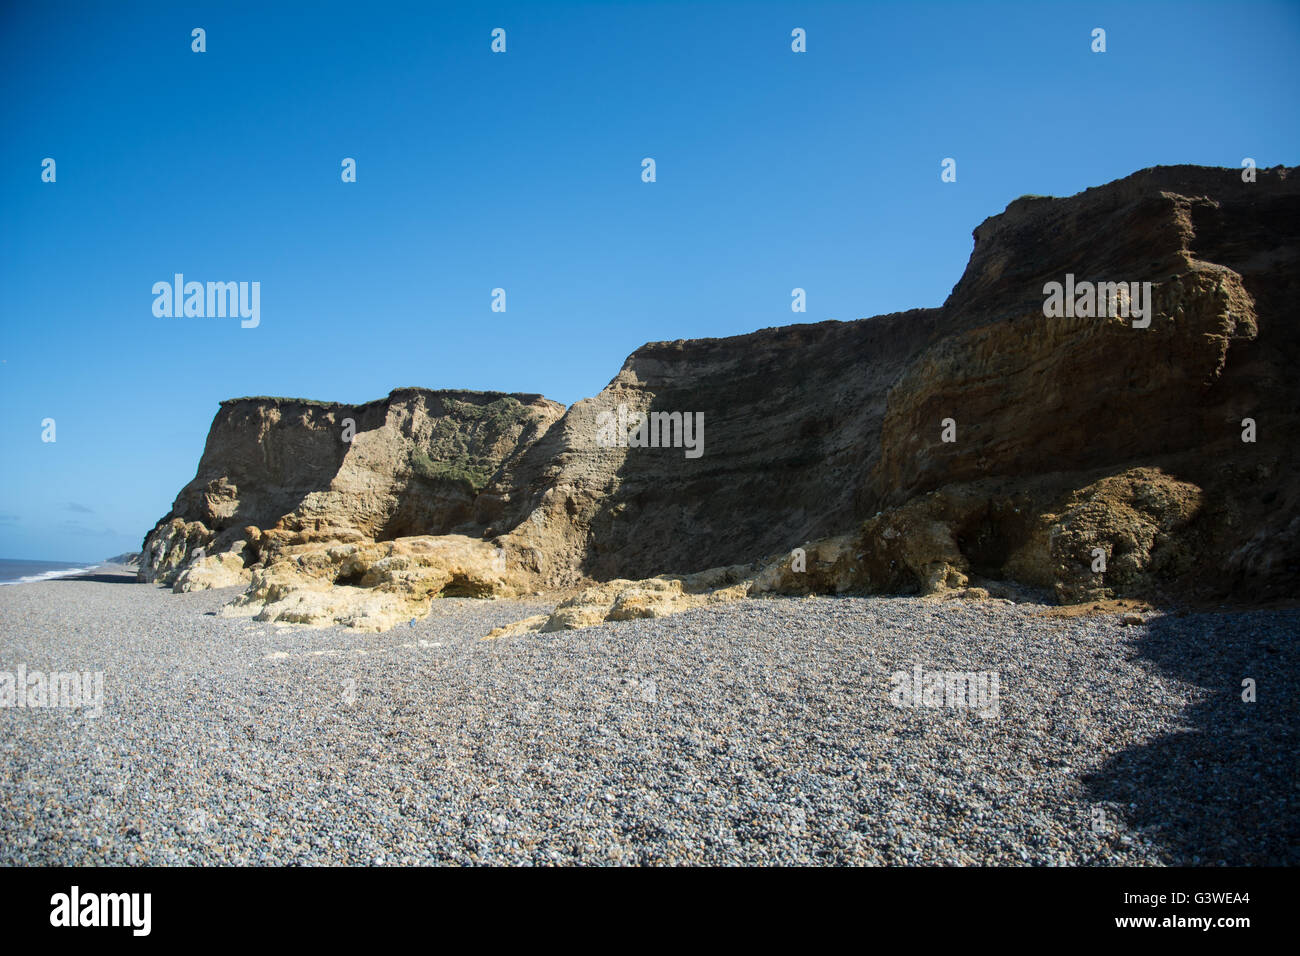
140, 519, 216, 584
139, 389, 563, 585
221, 535, 529, 632
485, 566, 753, 639
172, 549, 253, 592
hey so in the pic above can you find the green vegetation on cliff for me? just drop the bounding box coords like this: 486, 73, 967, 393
408, 397, 535, 494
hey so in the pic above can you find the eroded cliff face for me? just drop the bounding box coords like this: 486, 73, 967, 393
485, 311, 943, 585
141, 164, 1299, 630
139, 389, 564, 584
862, 166, 1299, 604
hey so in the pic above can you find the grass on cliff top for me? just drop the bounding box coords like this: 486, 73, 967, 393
408, 396, 535, 495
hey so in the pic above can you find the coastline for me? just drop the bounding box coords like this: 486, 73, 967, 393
0, 560, 112, 587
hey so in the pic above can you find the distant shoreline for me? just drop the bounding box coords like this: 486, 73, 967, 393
0, 558, 132, 586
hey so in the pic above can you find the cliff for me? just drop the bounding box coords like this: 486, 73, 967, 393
140, 164, 1299, 630
139, 389, 564, 582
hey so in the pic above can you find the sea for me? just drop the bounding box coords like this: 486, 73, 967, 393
0, 558, 102, 585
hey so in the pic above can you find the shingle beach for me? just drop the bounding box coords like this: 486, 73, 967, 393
1, 566, 1295, 866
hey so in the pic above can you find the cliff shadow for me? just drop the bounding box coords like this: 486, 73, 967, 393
574, 317, 942, 581
186, 401, 393, 550
579, 393, 838, 580
1080, 606, 1300, 865
50, 570, 140, 585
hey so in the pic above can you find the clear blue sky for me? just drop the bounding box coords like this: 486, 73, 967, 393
2, 0, 1297, 561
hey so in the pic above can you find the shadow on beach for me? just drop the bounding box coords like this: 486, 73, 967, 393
1081, 607, 1300, 865
51, 568, 141, 585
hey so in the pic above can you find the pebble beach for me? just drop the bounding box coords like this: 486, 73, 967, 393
1, 566, 1295, 866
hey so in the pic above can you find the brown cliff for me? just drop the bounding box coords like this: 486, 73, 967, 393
139, 389, 564, 584
140, 164, 1299, 629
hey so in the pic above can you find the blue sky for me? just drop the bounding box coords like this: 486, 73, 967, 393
2, 0, 1297, 561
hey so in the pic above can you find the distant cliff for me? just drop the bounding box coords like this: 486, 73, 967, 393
141, 165, 1300, 629
139, 389, 564, 582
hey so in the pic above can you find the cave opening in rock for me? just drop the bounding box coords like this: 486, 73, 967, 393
955, 504, 1026, 578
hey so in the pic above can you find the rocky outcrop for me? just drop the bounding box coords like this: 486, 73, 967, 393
752, 467, 1210, 605
220, 535, 529, 632
141, 165, 1300, 628
139, 389, 564, 583
173, 549, 253, 592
